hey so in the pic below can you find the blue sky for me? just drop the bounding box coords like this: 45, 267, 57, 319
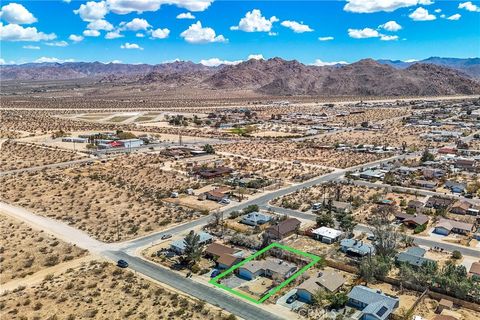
0, 0, 479, 65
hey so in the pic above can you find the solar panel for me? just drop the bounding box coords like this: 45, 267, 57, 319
376, 306, 388, 317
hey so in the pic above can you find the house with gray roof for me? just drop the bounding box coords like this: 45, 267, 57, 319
340, 239, 375, 257
347, 285, 399, 320
238, 258, 297, 281
395, 247, 434, 268
240, 212, 272, 226
170, 231, 214, 254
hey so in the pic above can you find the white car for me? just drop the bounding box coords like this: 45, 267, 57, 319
219, 198, 231, 205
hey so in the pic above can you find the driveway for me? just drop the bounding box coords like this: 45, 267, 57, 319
220, 274, 250, 289
276, 288, 305, 311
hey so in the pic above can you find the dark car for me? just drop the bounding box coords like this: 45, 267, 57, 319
210, 270, 221, 278
117, 259, 129, 268
161, 234, 172, 240
286, 293, 298, 304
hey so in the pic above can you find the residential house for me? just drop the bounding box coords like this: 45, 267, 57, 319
340, 239, 375, 257
394, 212, 429, 228
444, 181, 466, 194
395, 247, 434, 268
422, 168, 445, 179
296, 270, 346, 303
433, 218, 474, 236
425, 197, 454, 210
170, 231, 214, 254
454, 159, 476, 172
204, 242, 243, 269
414, 180, 437, 190
468, 261, 480, 280
359, 169, 385, 180
407, 200, 425, 212
193, 166, 233, 179
205, 187, 230, 202
265, 218, 301, 239
240, 212, 272, 226
118, 139, 144, 148
347, 285, 399, 320
311, 227, 344, 244
450, 200, 478, 216
238, 258, 297, 281
438, 147, 457, 155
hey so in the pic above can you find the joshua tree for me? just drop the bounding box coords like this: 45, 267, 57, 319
183, 231, 202, 267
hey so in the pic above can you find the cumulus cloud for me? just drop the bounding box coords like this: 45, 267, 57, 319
105, 30, 123, 39
35, 57, 75, 63
379, 20, 402, 32
344, 0, 434, 13
120, 42, 143, 50
200, 58, 242, 66
107, 0, 213, 14
136, 33, 144, 37
83, 29, 100, 37
0, 3, 37, 24
181, 21, 226, 43
45, 40, 69, 47
23, 45, 40, 49
311, 59, 348, 66
458, 1, 480, 12
380, 34, 399, 41
150, 28, 170, 39
447, 13, 462, 20
348, 28, 380, 39
248, 54, 264, 60
280, 20, 313, 33
434, 8, 442, 13
120, 18, 151, 31
318, 36, 334, 41
69, 34, 84, 42
74, 1, 108, 22
87, 19, 114, 31
230, 9, 278, 32
177, 12, 195, 19
409, 7, 436, 21
0, 23, 56, 41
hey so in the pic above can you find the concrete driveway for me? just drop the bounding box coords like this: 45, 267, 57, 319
276, 288, 305, 311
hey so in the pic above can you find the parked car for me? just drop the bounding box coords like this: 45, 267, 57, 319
286, 293, 298, 304
366, 233, 376, 241
117, 259, 129, 268
210, 270, 221, 278
161, 234, 172, 240
219, 198, 231, 205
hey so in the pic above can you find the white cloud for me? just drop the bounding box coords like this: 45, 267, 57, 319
440, 14, 446, 18
318, 36, 334, 41
379, 20, 402, 31
107, 0, 213, 14
409, 7, 436, 21
447, 13, 462, 20
248, 54, 264, 60
35, 57, 75, 63
344, 0, 433, 13
181, 21, 226, 43
380, 34, 399, 41
404, 58, 418, 62
74, 1, 108, 22
109, 59, 122, 63
0, 3, 37, 24
87, 19, 113, 31
120, 18, 151, 31
150, 28, 170, 39
45, 40, 69, 47
0, 23, 56, 41
348, 27, 380, 39
83, 29, 100, 37
69, 34, 84, 42
311, 59, 348, 66
105, 30, 123, 39
230, 9, 278, 32
23, 45, 40, 49
136, 32, 144, 37
458, 1, 480, 12
120, 42, 143, 50
177, 12, 195, 19
200, 58, 242, 67
63, 0, 72, 3
434, 8, 442, 13
0, 58, 5, 64
280, 20, 313, 33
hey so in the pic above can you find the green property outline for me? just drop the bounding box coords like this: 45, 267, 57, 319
209, 242, 321, 304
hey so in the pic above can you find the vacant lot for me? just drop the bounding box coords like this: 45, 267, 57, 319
0, 213, 87, 284
0, 141, 84, 171
0, 261, 232, 320
216, 141, 389, 168
0, 160, 202, 242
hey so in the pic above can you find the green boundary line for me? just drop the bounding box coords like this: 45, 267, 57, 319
209, 242, 321, 304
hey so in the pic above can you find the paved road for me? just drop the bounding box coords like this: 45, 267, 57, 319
104, 250, 285, 320
0, 157, 96, 176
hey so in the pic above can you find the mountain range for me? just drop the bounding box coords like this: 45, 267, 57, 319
1, 57, 479, 96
